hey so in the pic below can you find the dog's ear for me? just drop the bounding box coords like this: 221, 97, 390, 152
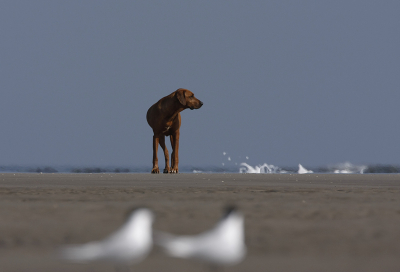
176, 89, 186, 106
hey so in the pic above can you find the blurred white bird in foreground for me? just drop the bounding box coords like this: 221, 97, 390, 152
60, 208, 154, 267
156, 206, 246, 267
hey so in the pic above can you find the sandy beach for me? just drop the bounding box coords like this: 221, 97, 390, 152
0, 173, 399, 272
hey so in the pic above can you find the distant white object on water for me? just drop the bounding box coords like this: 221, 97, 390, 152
239, 162, 284, 173
228, 157, 231, 161
298, 164, 313, 174
156, 206, 247, 266
223, 152, 227, 156
60, 208, 154, 266
333, 162, 367, 174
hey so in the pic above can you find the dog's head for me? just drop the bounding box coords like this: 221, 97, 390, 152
175, 88, 203, 110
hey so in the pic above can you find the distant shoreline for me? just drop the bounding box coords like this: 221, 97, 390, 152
1, 163, 400, 174
1, 172, 400, 187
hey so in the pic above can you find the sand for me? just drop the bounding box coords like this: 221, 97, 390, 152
0, 173, 399, 272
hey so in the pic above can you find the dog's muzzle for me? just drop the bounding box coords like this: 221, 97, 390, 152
190, 101, 203, 110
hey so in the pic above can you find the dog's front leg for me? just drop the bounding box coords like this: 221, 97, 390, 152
170, 131, 180, 173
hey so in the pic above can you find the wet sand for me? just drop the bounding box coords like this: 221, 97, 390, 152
0, 173, 399, 272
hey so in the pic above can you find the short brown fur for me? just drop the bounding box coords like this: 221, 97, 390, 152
146, 88, 203, 173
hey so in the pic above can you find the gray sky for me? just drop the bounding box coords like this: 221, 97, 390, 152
1, 1, 399, 168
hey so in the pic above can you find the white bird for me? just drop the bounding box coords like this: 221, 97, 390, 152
60, 208, 154, 267
156, 206, 246, 267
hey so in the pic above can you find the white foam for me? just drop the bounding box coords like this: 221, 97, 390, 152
239, 163, 285, 173
298, 164, 313, 174
332, 162, 367, 174
221, 150, 366, 174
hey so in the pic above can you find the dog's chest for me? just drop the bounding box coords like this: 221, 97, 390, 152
160, 119, 174, 134
160, 114, 179, 135
162, 126, 171, 133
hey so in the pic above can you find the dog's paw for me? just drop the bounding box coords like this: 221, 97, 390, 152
170, 168, 179, 174
163, 167, 170, 174
151, 167, 160, 174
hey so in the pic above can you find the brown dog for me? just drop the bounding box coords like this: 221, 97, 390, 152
146, 88, 203, 173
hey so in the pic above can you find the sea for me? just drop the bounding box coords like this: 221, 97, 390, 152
0, 162, 399, 174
